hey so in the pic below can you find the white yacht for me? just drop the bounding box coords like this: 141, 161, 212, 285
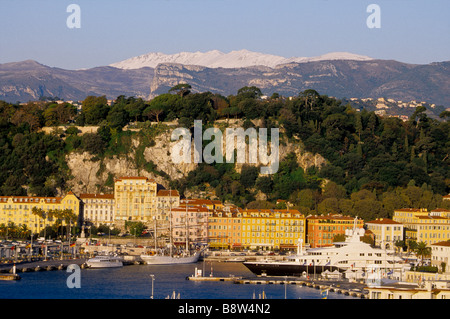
244, 223, 407, 278
86, 255, 124, 268
140, 199, 202, 265
140, 250, 201, 265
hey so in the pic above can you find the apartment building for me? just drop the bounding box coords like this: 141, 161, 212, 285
241, 209, 306, 251
365, 218, 404, 250
208, 208, 242, 249
113, 176, 158, 223
0, 192, 81, 234
393, 208, 450, 246
171, 205, 209, 247
306, 214, 364, 248
156, 189, 180, 222
431, 241, 450, 270
80, 193, 115, 227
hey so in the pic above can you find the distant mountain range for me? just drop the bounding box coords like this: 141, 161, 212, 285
0, 50, 449, 109
110, 49, 373, 69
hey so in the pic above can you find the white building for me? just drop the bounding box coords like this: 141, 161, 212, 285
80, 193, 115, 227
431, 241, 450, 271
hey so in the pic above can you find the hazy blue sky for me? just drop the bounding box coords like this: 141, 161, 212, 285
0, 0, 449, 69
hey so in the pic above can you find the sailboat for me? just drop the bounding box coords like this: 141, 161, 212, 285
140, 199, 202, 265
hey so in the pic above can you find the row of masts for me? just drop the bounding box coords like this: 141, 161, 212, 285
153, 192, 191, 257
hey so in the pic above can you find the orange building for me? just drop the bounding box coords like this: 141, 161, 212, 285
306, 214, 364, 248
208, 208, 242, 249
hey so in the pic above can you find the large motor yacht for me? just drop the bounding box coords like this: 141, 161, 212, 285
243, 222, 406, 277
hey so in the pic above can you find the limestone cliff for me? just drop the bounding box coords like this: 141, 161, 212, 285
64, 124, 326, 195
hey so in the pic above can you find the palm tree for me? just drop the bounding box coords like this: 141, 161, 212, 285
0, 223, 7, 239
62, 209, 77, 241
407, 239, 418, 254
415, 241, 431, 266
31, 207, 47, 238
18, 224, 30, 239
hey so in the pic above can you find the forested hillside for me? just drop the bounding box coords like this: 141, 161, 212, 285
0, 86, 448, 220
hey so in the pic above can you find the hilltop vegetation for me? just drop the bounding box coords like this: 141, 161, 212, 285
0, 86, 448, 220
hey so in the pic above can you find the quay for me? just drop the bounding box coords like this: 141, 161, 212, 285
0, 258, 88, 274
187, 275, 241, 282
0, 273, 21, 281
189, 273, 368, 298
232, 277, 368, 298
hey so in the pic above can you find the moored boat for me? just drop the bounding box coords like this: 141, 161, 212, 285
244, 219, 407, 278
140, 249, 202, 265
86, 255, 123, 268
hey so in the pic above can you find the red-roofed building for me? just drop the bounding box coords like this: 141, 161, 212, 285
365, 218, 404, 250
431, 241, 450, 270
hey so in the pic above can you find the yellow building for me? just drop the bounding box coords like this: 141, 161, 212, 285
241, 209, 306, 251
114, 177, 158, 223
365, 218, 404, 250
0, 192, 81, 234
393, 208, 450, 246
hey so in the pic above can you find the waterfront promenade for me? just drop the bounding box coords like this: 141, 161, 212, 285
0, 257, 88, 273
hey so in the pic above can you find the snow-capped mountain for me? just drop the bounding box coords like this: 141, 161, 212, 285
109, 49, 373, 70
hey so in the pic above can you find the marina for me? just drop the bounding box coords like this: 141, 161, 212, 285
0, 258, 360, 299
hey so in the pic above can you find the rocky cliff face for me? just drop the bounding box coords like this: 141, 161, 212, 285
148, 60, 450, 106
64, 125, 326, 195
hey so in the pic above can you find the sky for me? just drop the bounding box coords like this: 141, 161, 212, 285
0, 0, 449, 70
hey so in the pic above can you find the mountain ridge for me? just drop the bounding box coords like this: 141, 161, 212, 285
109, 49, 374, 70
1, 54, 449, 108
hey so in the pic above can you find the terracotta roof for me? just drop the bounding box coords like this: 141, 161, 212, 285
157, 190, 179, 197
431, 241, 450, 247
417, 215, 447, 220
366, 218, 402, 225
80, 193, 114, 199
0, 195, 64, 203
306, 214, 358, 221
115, 176, 156, 182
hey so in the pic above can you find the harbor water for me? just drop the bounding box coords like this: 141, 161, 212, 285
0, 261, 357, 299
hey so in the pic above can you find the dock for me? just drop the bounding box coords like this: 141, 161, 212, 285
232, 277, 368, 298
0, 273, 21, 281
187, 275, 241, 282
0, 259, 88, 274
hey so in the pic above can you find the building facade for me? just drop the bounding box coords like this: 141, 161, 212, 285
0, 192, 81, 235
365, 218, 404, 250
208, 209, 242, 249
431, 241, 450, 271
241, 209, 306, 251
113, 177, 158, 223
393, 208, 450, 246
171, 205, 209, 248
306, 214, 364, 248
80, 193, 115, 227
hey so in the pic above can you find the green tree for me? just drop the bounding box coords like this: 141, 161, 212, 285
415, 241, 431, 266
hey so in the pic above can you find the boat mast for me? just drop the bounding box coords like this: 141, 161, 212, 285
153, 215, 157, 250
185, 201, 189, 254
169, 193, 173, 257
